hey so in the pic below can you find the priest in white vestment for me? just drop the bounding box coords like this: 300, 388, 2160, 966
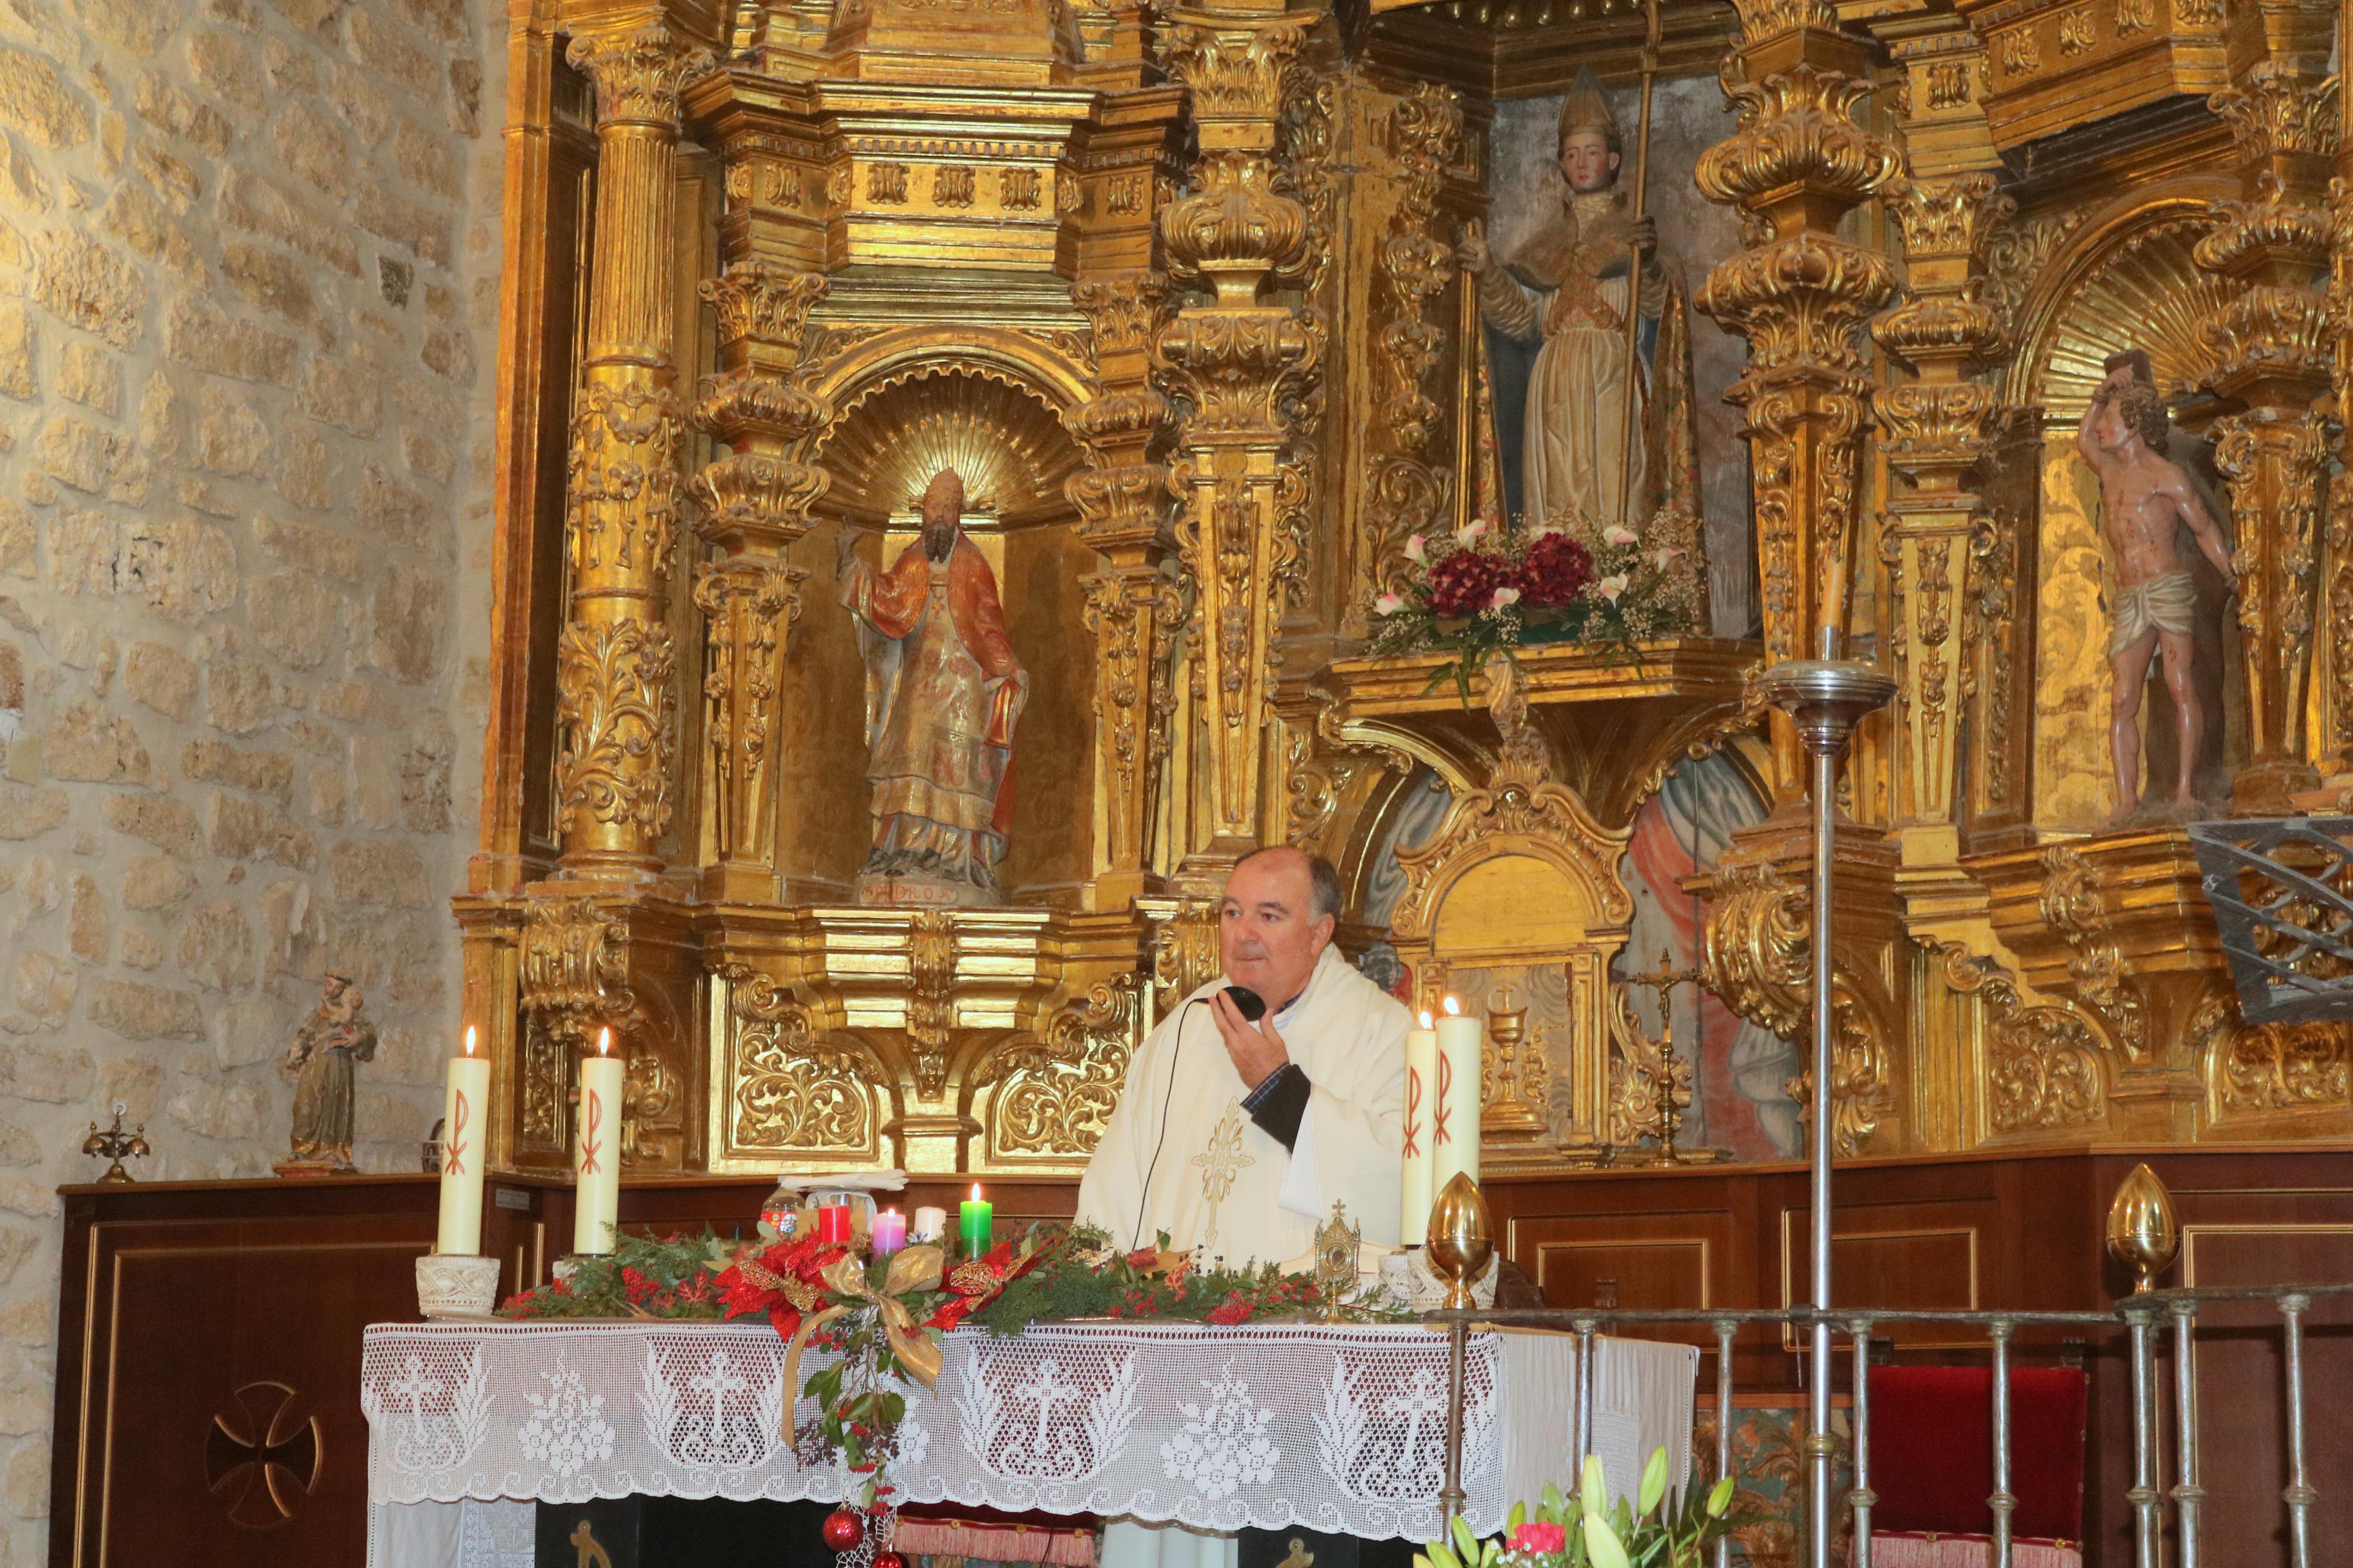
1078, 846, 1412, 1568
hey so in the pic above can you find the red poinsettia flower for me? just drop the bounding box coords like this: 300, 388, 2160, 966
1206, 1300, 1253, 1326
714, 1235, 849, 1341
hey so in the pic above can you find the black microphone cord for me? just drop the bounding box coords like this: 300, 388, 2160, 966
1132, 996, 1208, 1251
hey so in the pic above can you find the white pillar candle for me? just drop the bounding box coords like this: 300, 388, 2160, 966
1400, 1013, 1438, 1246
435, 1026, 491, 1257
1433, 996, 1483, 1197
573, 1027, 624, 1256
911, 1205, 948, 1244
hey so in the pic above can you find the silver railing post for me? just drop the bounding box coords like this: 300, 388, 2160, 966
1761, 645, 1893, 1568
1849, 1319, 1875, 1568
2125, 1302, 2164, 1568
1573, 1316, 1598, 1477
1989, 1317, 2015, 1568
1441, 1318, 1468, 1523
2280, 1292, 2314, 1568
2169, 1298, 2203, 1568
1715, 1316, 1739, 1568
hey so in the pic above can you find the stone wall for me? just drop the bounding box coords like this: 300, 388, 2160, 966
0, 0, 504, 1552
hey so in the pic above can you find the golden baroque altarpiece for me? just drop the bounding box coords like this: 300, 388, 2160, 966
457, 0, 2353, 1184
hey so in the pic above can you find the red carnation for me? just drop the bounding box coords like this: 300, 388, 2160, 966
1425, 547, 1509, 619
1516, 532, 1593, 609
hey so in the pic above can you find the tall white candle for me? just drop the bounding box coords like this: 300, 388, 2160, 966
436, 1025, 491, 1256
1400, 1012, 1438, 1246
1433, 995, 1483, 1197
574, 1027, 624, 1256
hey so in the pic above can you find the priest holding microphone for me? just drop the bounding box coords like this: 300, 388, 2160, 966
1078, 845, 1413, 1568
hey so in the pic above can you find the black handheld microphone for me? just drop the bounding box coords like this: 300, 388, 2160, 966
1222, 985, 1267, 1022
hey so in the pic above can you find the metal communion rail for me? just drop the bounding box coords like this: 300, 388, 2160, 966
1428, 1282, 2353, 1568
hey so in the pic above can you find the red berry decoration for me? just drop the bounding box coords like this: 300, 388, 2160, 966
821, 1509, 865, 1552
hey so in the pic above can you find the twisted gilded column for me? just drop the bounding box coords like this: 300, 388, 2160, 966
553, 23, 715, 878
1874, 174, 2014, 862
1157, 8, 1325, 873
1069, 272, 1181, 906
1695, 2, 1902, 806
2196, 1, 2336, 812
692, 262, 833, 904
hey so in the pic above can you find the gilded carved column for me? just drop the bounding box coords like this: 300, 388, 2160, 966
2337, 0, 2353, 774
1695, 1, 1902, 806
1875, 175, 2014, 863
1157, 8, 1325, 873
1069, 272, 1181, 907
2195, 0, 2336, 812
692, 262, 833, 904
554, 23, 715, 879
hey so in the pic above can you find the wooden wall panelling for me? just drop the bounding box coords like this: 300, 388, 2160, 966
51, 1177, 446, 1568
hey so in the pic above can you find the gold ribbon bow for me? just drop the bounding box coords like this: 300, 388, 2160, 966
779, 1244, 948, 1424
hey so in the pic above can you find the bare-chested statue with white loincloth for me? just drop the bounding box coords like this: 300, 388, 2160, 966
2077, 351, 2236, 821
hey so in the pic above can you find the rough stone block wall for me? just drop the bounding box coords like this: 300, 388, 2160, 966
0, 0, 504, 1549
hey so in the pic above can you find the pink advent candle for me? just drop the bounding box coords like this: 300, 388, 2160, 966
871, 1208, 907, 1256
436, 1026, 490, 1256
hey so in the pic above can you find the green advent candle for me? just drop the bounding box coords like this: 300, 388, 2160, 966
959, 1183, 992, 1256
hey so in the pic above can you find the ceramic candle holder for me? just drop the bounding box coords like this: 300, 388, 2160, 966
416, 1254, 502, 1320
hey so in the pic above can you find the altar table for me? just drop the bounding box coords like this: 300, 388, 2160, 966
361, 1319, 1697, 1567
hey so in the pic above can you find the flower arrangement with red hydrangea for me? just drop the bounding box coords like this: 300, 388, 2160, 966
497, 1222, 1380, 1507
1369, 511, 1705, 699
1422, 1452, 1740, 1568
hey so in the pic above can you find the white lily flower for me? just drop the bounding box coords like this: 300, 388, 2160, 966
1603, 525, 1639, 547
1489, 585, 1521, 610
1375, 591, 1406, 615
1598, 573, 1630, 602
1405, 533, 1426, 563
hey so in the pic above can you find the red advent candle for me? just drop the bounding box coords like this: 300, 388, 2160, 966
817, 1205, 852, 1243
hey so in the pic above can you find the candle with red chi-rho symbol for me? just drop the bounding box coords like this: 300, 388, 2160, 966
1399, 1011, 1438, 1247
1432, 995, 1483, 1205
574, 1027, 624, 1256
435, 1026, 491, 1256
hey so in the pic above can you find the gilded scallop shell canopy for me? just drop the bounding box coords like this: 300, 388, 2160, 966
816, 367, 1085, 528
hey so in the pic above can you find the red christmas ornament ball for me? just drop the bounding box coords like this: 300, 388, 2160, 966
874, 1552, 910, 1568
821, 1509, 865, 1551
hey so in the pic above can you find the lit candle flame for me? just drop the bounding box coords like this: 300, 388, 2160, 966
970, 1183, 982, 1203
598, 1026, 612, 1057
463, 1025, 477, 1057
1442, 995, 1461, 1016
1418, 1010, 1433, 1029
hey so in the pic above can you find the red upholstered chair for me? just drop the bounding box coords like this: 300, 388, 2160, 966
1854, 1366, 2087, 1568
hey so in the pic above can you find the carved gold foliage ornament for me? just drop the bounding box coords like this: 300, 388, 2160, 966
565, 24, 716, 125
1781, 977, 1894, 1157
1158, 17, 1309, 124
1366, 85, 1463, 606
1149, 898, 1224, 1014
1932, 944, 2106, 1136
520, 898, 633, 1048
1728, 0, 1840, 42
973, 976, 1144, 1158
1698, 66, 1903, 222
2209, 69, 2341, 163
2189, 993, 2352, 1122
1969, 510, 2021, 804
1605, 985, 1694, 1148
722, 966, 876, 1154
2214, 417, 2327, 646
1701, 860, 1809, 1040
555, 617, 680, 841
694, 559, 802, 869
2038, 847, 2150, 1063
702, 263, 829, 354
566, 384, 690, 579
1071, 271, 1175, 361
908, 912, 957, 1098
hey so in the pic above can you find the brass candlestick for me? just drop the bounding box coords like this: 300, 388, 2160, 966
1624, 947, 1701, 1163
1425, 1172, 1493, 1310
81, 1103, 150, 1183
2107, 1162, 2180, 1293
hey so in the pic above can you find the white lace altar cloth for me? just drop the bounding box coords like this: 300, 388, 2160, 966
361, 1318, 1686, 1549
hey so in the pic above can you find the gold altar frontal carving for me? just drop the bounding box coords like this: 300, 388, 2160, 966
462, 0, 2353, 1185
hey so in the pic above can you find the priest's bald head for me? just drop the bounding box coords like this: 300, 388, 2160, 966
1220, 845, 1342, 1009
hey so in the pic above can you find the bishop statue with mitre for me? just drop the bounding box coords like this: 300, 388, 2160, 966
1080, 845, 1412, 1568
837, 467, 1028, 906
